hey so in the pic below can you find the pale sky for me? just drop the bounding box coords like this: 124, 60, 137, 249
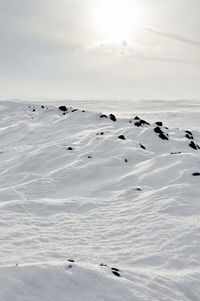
0, 0, 200, 100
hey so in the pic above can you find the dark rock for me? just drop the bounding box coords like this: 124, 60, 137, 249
72, 109, 77, 112
185, 133, 194, 140
111, 267, 120, 272
68, 259, 75, 262
136, 188, 142, 191
141, 119, 150, 125
135, 119, 150, 127
99, 263, 108, 267
124, 159, 128, 163
32, 109, 36, 112
134, 116, 140, 120
109, 114, 117, 122
140, 143, 146, 150
171, 152, 181, 155
67, 147, 73, 150
82, 110, 85, 112
118, 135, 126, 140
192, 173, 200, 176
185, 130, 193, 136
100, 114, 108, 118
159, 133, 169, 140
100, 132, 104, 135
154, 126, 168, 140
112, 271, 121, 277
134, 121, 141, 127
59, 106, 68, 112
41, 105, 44, 109
88, 156, 92, 159
154, 127, 163, 134
155, 121, 163, 126
189, 141, 198, 150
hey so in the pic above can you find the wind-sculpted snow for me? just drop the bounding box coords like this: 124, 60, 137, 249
0, 101, 200, 300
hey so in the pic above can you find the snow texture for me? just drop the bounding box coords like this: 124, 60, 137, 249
0, 100, 200, 301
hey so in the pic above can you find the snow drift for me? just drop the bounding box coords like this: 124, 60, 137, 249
0, 101, 200, 301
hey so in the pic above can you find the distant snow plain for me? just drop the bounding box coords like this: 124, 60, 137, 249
0, 99, 200, 301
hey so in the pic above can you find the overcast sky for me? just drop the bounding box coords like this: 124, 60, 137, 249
0, 0, 200, 100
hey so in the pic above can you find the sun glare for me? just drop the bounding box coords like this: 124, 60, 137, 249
93, 0, 143, 40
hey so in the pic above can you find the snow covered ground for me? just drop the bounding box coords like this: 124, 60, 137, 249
0, 99, 200, 300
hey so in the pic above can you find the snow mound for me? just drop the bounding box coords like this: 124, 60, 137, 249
0, 101, 200, 300
1, 261, 200, 301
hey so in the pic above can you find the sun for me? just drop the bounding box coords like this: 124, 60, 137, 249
93, 0, 143, 40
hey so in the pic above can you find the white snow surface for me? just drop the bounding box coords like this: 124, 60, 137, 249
0, 100, 200, 300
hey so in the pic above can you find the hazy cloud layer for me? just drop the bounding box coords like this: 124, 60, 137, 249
0, 0, 200, 99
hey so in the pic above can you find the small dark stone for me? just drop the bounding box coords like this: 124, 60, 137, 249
159, 133, 169, 140
140, 119, 150, 125
134, 121, 141, 127
68, 259, 75, 262
112, 271, 121, 277
100, 132, 104, 135
72, 109, 77, 112
88, 156, 92, 159
140, 143, 146, 150
129, 120, 132, 123
155, 121, 163, 126
185, 130, 193, 136
135, 119, 150, 127
67, 147, 73, 150
41, 105, 44, 109
109, 114, 117, 122
154, 127, 163, 134
111, 267, 120, 272
134, 116, 140, 120
192, 173, 200, 176
136, 188, 142, 191
185, 134, 194, 140
189, 141, 198, 150
171, 152, 181, 155
100, 114, 108, 118
139, 119, 150, 126
99, 263, 107, 267
63, 113, 66, 115
82, 110, 85, 112
118, 135, 126, 140
32, 109, 36, 112
59, 106, 68, 112
124, 159, 128, 163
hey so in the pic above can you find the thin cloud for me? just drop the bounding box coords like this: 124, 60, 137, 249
128, 53, 200, 65
140, 26, 200, 47
87, 40, 200, 65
